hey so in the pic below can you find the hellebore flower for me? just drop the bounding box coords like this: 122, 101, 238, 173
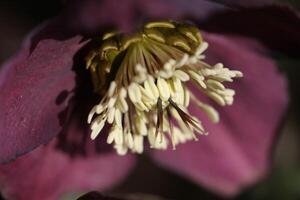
0, 0, 295, 199
86, 21, 242, 154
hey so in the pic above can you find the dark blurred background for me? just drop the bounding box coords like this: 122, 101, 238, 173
0, 0, 299, 200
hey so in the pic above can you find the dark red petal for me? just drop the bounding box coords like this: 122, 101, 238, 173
63, 0, 276, 34
206, 0, 274, 7
151, 32, 288, 196
0, 140, 136, 200
200, 5, 300, 57
67, 1, 300, 57
156, 0, 274, 19
0, 22, 85, 163
64, 0, 138, 33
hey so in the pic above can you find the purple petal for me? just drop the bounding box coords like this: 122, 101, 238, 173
151, 32, 288, 196
205, 0, 274, 7
157, 0, 274, 19
145, 0, 274, 20
63, 0, 276, 34
65, 0, 137, 33
201, 5, 300, 56
0, 140, 136, 200
135, 0, 275, 21
65, 1, 300, 57
0, 22, 85, 163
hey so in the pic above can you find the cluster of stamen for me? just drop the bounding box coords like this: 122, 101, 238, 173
86, 21, 243, 155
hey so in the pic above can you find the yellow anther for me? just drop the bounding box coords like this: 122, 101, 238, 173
99, 39, 119, 61
102, 31, 118, 40
86, 51, 97, 69
145, 21, 175, 29
177, 24, 203, 44
120, 34, 142, 51
144, 28, 166, 43
166, 34, 191, 52
100, 39, 118, 53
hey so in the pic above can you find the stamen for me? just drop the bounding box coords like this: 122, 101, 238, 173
189, 91, 219, 123
157, 77, 171, 101
155, 98, 164, 139
108, 81, 117, 97
86, 20, 243, 155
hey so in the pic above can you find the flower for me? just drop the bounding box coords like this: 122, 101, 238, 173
86, 21, 242, 154
0, 0, 295, 199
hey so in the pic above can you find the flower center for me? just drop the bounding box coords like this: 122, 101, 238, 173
86, 21, 243, 155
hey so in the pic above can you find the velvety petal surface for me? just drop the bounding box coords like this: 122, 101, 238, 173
159, 0, 274, 19
140, 0, 276, 21
0, 139, 136, 200
201, 5, 300, 57
0, 27, 85, 163
151, 32, 288, 196
64, 0, 277, 33
0, 0, 143, 163
206, 0, 274, 7
71, 1, 300, 56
